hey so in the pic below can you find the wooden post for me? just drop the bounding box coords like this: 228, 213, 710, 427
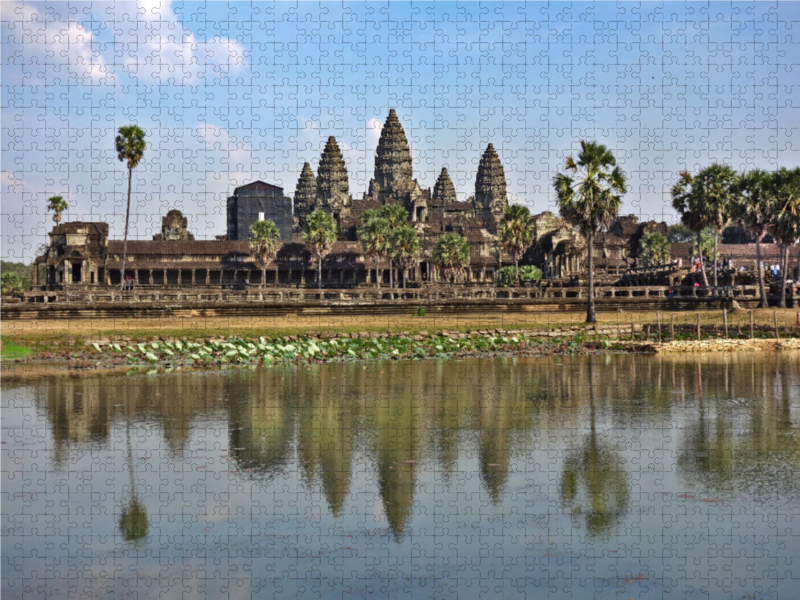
750, 310, 754, 340
697, 313, 701, 341
656, 311, 662, 343
723, 308, 728, 339
774, 310, 780, 340
670, 314, 675, 341
646, 325, 650, 339
631, 322, 635, 341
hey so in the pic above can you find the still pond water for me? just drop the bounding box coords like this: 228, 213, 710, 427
3, 353, 800, 599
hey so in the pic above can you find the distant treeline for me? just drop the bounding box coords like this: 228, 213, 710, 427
0, 261, 35, 289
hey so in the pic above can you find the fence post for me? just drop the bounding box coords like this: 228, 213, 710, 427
774, 310, 781, 340
723, 308, 728, 339
750, 310, 754, 340
697, 313, 701, 341
630, 322, 635, 341
670, 314, 675, 341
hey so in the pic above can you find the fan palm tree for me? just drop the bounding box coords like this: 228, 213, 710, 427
249, 219, 282, 289
115, 125, 146, 292
357, 210, 391, 292
672, 164, 738, 288
731, 169, 776, 307
302, 210, 337, 291
553, 140, 627, 323
377, 204, 409, 289
433, 233, 470, 283
498, 204, 537, 285
388, 225, 420, 290
769, 168, 800, 308
46, 195, 68, 224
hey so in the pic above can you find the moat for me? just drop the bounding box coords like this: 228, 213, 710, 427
4, 353, 800, 599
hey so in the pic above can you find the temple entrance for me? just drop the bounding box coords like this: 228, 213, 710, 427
419, 261, 428, 282
71, 261, 82, 283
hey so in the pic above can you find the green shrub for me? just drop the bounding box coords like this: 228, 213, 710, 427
416, 307, 426, 317
494, 266, 517, 287
1, 272, 24, 296
518, 265, 542, 282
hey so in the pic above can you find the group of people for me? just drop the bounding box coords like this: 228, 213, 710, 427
689, 256, 735, 272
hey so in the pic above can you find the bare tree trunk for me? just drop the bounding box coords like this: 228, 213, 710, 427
119, 167, 133, 293
779, 244, 788, 308
697, 230, 709, 287
586, 232, 596, 323
515, 257, 519, 286
376, 259, 380, 291
712, 231, 719, 288
402, 265, 407, 290
756, 236, 768, 308
262, 266, 267, 290
318, 256, 322, 291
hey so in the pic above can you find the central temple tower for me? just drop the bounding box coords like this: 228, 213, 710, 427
368, 109, 414, 201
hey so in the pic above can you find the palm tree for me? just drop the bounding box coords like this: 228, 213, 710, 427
388, 226, 420, 290
357, 210, 390, 292
249, 219, 282, 289
46, 195, 68, 224
115, 125, 146, 292
637, 231, 671, 266
302, 210, 337, 291
553, 140, 627, 323
433, 233, 470, 283
731, 169, 775, 307
377, 204, 409, 289
498, 204, 537, 285
672, 164, 738, 288
769, 168, 800, 308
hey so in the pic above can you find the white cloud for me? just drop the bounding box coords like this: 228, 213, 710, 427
196, 123, 251, 167
119, 0, 246, 85
1, 2, 116, 85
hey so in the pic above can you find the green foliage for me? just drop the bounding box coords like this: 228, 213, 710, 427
1, 262, 33, 289
667, 223, 695, 243
46, 195, 68, 223
637, 231, 671, 266
357, 213, 391, 289
498, 204, 536, 263
377, 204, 409, 231
518, 265, 542, 282
433, 233, 470, 283
769, 167, 800, 246
388, 225, 420, 284
1, 272, 24, 295
115, 125, 147, 170
731, 169, 776, 238
415, 307, 426, 317
671, 164, 739, 234
248, 219, 282, 283
553, 140, 627, 237
302, 211, 337, 258
494, 266, 517, 287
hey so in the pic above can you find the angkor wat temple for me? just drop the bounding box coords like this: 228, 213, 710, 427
32, 109, 786, 291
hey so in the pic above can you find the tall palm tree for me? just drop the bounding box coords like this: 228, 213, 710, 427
357, 210, 390, 292
672, 164, 738, 288
731, 169, 775, 307
249, 219, 282, 289
433, 233, 471, 283
553, 140, 627, 323
302, 210, 337, 291
115, 125, 146, 292
498, 204, 537, 285
46, 195, 68, 224
388, 225, 420, 290
769, 168, 800, 308
377, 204, 409, 289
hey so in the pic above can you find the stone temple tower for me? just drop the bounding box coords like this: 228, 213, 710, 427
474, 143, 508, 233
316, 136, 351, 227
432, 167, 457, 204
293, 162, 316, 229
368, 109, 414, 201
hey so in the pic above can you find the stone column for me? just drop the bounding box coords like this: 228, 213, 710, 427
148, 270, 153, 286
206, 270, 210, 285
134, 269, 140, 284
191, 270, 196, 285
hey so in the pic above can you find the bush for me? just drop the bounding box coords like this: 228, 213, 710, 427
1, 272, 24, 296
495, 266, 517, 287
416, 307, 426, 317
518, 265, 542, 282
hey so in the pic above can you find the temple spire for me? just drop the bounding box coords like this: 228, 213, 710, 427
433, 167, 457, 204
316, 137, 350, 212
371, 108, 413, 199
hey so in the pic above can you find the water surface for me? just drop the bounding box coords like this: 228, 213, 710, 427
3, 353, 800, 599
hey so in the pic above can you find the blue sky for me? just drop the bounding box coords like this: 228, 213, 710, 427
3, 1, 800, 261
